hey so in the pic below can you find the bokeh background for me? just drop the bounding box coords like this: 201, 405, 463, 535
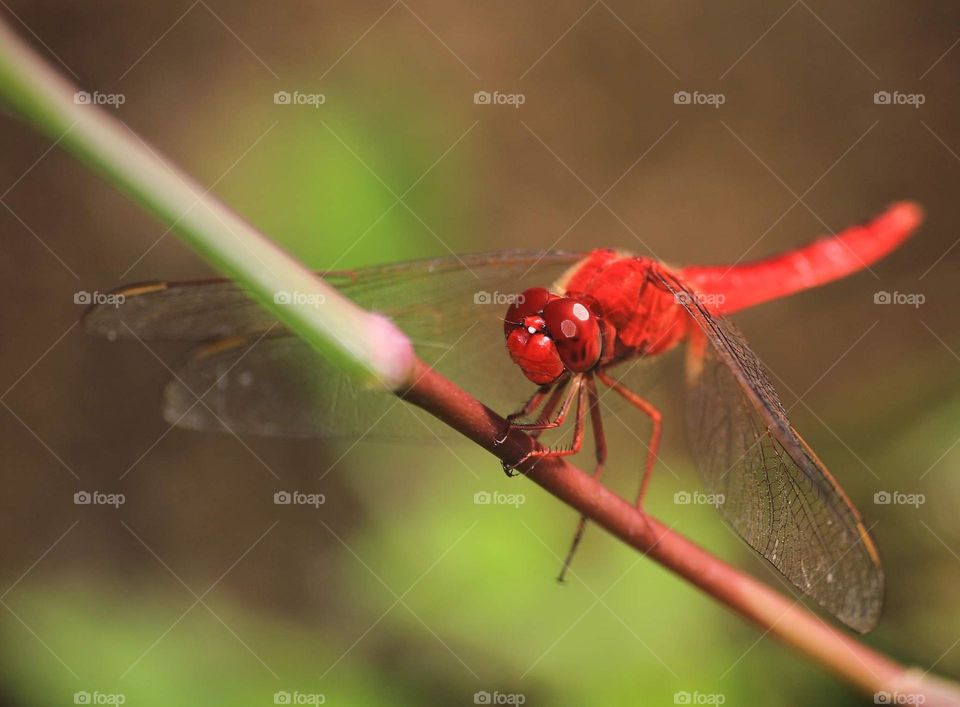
1, 1, 959, 705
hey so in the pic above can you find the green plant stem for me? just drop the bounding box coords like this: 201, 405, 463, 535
0, 21, 414, 391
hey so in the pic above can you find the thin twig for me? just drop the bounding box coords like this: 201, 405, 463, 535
401, 358, 960, 704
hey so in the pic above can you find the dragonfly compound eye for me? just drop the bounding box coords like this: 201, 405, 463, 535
503, 287, 565, 385
503, 287, 554, 337
542, 297, 602, 373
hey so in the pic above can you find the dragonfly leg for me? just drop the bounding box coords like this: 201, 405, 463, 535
501, 382, 571, 477
527, 382, 567, 442
495, 384, 556, 445
507, 376, 580, 433
503, 377, 587, 476
557, 375, 606, 583
596, 369, 662, 508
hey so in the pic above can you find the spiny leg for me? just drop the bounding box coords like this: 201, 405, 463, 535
596, 369, 662, 508
507, 375, 581, 435
497, 378, 570, 444
557, 375, 606, 583
502, 377, 580, 476
506, 376, 588, 475
497, 385, 556, 444
528, 379, 567, 442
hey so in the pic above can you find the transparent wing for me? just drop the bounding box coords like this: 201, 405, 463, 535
658, 272, 883, 633
83, 251, 583, 343
162, 334, 445, 438
85, 251, 585, 438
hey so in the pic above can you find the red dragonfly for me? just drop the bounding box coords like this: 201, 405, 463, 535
84, 201, 922, 633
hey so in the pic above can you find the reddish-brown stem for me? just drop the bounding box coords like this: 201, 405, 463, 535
400, 357, 960, 704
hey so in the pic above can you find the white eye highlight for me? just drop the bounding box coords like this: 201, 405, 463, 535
560, 320, 577, 338
572, 303, 590, 321
527, 326, 537, 334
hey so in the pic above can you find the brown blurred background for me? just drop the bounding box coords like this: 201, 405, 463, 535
1, 1, 959, 705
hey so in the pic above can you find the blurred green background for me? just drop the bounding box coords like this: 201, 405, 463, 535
1, 1, 959, 705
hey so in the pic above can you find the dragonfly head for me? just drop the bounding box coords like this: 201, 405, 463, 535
503, 287, 603, 385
